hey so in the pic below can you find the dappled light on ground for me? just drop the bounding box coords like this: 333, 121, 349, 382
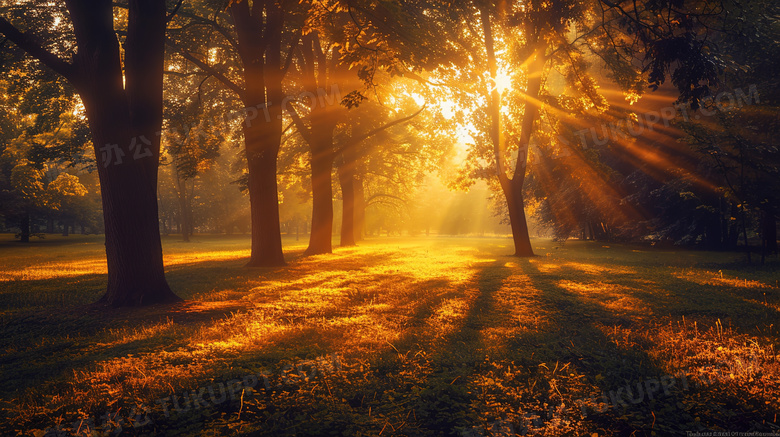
0, 236, 778, 435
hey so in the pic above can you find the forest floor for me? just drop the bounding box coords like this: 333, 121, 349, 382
0, 234, 778, 436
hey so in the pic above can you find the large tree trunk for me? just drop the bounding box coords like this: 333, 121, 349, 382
71, 0, 179, 306
338, 159, 356, 247
242, 59, 286, 267
229, 1, 286, 267
502, 181, 534, 256
241, 65, 285, 266
244, 132, 286, 266
294, 32, 342, 256
480, 7, 540, 257
306, 129, 335, 255
93, 136, 177, 306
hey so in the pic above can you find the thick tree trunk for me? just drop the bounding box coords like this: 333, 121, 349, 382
19, 213, 30, 243
1, 5, 178, 312
79, 93, 178, 306
502, 181, 534, 256
480, 8, 540, 257
95, 153, 178, 306
338, 162, 356, 247
306, 134, 335, 255
241, 86, 285, 267
244, 138, 286, 266
83, 85, 178, 305
73, 0, 179, 306
229, 1, 287, 267
295, 32, 342, 256
241, 58, 286, 267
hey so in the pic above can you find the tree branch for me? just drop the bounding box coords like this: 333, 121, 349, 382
0, 17, 75, 82
166, 0, 185, 24
281, 31, 300, 76
286, 102, 313, 145
334, 104, 427, 156
165, 37, 245, 100
365, 193, 407, 207
168, 9, 240, 54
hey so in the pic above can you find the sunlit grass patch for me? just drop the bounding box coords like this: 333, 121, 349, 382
530, 259, 637, 276
557, 280, 649, 316
673, 269, 775, 289
0, 258, 108, 282
600, 320, 780, 432
0, 235, 778, 435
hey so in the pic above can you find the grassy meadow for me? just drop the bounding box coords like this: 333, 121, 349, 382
0, 234, 778, 436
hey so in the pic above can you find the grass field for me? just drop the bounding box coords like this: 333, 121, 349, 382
0, 234, 778, 436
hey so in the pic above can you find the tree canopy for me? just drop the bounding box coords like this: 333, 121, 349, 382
1, 0, 777, 306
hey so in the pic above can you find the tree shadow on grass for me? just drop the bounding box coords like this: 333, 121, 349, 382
354, 250, 778, 436
0, 249, 437, 416
503, 256, 778, 435
2, 240, 777, 435
0, 299, 257, 398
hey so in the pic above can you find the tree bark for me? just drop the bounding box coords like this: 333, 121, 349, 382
338, 157, 356, 247
72, 0, 179, 306
244, 131, 286, 266
306, 128, 336, 254
291, 32, 342, 256
169, 3, 292, 263
228, 0, 286, 267
499, 179, 534, 255
0, 0, 180, 304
